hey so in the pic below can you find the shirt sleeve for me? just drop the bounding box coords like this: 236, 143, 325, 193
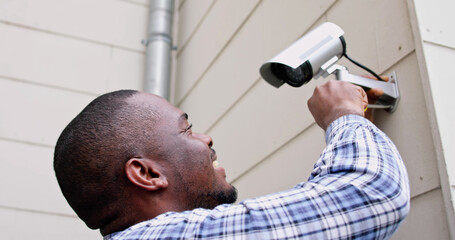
107, 115, 410, 240
305, 114, 410, 238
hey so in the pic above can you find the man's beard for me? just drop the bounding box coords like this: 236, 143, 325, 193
195, 185, 238, 209
180, 183, 238, 211
172, 164, 238, 210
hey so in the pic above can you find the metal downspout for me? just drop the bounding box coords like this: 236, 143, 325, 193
143, 0, 174, 100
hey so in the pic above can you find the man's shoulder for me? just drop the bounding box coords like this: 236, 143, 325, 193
105, 204, 244, 239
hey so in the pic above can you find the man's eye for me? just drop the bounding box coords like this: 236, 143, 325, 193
186, 123, 193, 134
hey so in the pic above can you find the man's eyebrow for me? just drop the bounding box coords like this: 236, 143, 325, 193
179, 113, 188, 122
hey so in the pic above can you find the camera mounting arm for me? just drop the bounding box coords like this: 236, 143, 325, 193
323, 64, 400, 112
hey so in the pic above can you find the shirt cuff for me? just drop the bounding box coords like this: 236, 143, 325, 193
325, 114, 370, 143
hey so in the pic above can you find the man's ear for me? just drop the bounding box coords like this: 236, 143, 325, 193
125, 158, 168, 191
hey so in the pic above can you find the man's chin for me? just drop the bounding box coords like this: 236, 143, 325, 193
223, 185, 238, 204
204, 185, 238, 209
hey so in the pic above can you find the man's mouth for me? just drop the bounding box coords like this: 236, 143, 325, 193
210, 148, 226, 179
211, 148, 219, 168
213, 160, 219, 168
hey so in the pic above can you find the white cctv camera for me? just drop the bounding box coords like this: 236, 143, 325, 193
260, 22, 346, 88
260, 22, 401, 112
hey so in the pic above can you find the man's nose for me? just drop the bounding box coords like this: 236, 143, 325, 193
194, 132, 213, 148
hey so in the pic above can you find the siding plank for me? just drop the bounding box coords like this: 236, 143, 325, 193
392, 189, 450, 240
327, 0, 414, 75
0, 139, 74, 215
0, 23, 144, 94
177, 0, 215, 49
0, 0, 148, 51
174, 0, 260, 103
121, 0, 149, 6
0, 77, 95, 146
232, 124, 325, 201
0, 208, 99, 240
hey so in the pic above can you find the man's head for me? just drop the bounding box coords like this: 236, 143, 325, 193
54, 90, 237, 234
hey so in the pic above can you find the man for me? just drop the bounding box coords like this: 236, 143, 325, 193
54, 80, 410, 239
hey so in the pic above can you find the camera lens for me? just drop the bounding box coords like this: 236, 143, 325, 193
271, 62, 313, 87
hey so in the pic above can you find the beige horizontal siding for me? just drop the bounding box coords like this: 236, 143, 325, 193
0, 22, 144, 95
392, 188, 450, 240
326, 0, 414, 74
0, 138, 71, 215
174, 0, 261, 103
176, 0, 215, 50
0, 0, 148, 51
0, 77, 97, 146
119, 0, 149, 6
0, 207, 99, 239
232, 123, 325, 201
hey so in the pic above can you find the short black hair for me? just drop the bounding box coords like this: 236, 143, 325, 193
54, 89, 151, 229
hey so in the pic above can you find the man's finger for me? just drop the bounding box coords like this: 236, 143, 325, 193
361, 74, 389, 82
358, 87, 368, 111
361, 75, 388, 101
367, 88, 384, 99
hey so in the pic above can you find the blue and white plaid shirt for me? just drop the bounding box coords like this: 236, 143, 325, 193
104, 115, 410, 239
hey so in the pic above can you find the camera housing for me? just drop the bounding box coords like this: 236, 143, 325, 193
260, 22, 346, 88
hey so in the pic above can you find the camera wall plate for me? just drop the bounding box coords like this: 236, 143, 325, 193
334, 66, 400, 113
384, 71, 400, 113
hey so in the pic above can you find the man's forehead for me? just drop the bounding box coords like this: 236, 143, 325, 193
128, 92, 166, 108
128, 92, 184, 117
129, 92, 164, 103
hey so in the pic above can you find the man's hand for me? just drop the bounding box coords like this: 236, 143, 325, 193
308, 80, 368, 131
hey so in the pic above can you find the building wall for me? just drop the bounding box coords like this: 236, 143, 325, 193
0, 0, 149, 238
175, 0, 451, 239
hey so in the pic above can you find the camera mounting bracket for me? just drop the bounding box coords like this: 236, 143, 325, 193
322, 65, 400, 112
